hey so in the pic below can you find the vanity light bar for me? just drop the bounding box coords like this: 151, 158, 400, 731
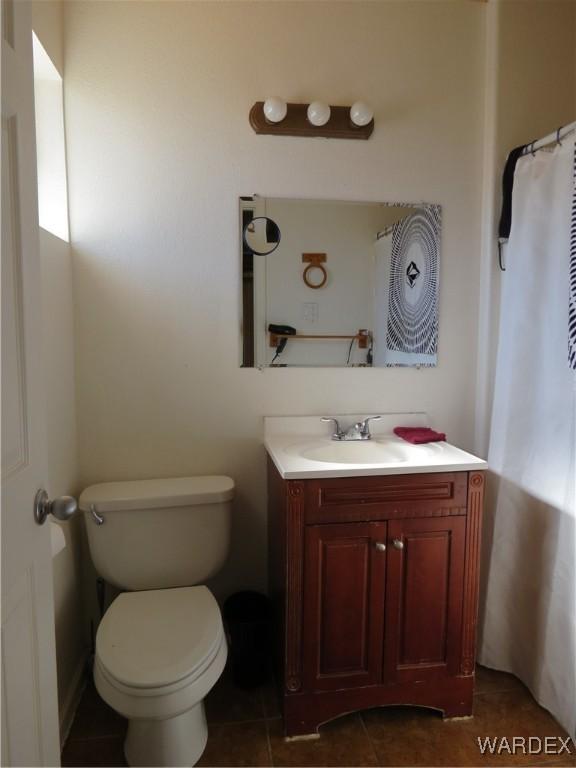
249, 101, 374, 140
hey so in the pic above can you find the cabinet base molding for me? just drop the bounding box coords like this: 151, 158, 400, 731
443, 715, 474, 722
283, 733, 321, 743
283, 676, 475, 737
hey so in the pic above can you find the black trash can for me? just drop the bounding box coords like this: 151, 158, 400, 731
223, 591, 270, 689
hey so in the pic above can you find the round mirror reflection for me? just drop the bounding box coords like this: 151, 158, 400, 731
243, 216, 281, 256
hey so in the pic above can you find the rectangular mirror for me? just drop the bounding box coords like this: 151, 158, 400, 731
240, 196, 441, 368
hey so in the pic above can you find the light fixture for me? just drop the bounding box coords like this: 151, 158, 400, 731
263, 97, 287, 124
249, 100, 374, 140
350, 101, 374, 127
307, 101, 331, 127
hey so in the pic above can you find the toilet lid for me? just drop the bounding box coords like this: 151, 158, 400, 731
96, 586, 223, 689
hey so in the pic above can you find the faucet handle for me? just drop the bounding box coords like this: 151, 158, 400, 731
321, 417, 343, 439
359, 415, 382, 436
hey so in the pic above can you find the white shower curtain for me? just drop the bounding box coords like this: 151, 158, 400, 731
479, 140, 576, 738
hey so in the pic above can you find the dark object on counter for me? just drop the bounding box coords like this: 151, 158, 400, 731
223, 591, 271, 689
394, 427, 446, 444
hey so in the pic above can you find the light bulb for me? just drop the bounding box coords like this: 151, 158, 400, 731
263, 97, 287, 124
350, 101, 374, 127
307, 101, 331, 127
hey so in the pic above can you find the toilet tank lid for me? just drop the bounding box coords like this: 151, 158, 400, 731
79, 475, 234, 512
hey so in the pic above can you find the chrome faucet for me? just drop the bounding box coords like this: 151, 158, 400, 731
321, 416, 382, 441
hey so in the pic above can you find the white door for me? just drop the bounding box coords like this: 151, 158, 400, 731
1, 1, 60, 765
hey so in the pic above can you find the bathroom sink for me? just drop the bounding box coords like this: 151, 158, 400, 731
264, 415, 487, 479
286, 438, 412, 465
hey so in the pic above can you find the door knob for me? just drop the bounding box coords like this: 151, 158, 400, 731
392, 538, 404, 550
375, 541, 386, 551
34, 489, 78, 525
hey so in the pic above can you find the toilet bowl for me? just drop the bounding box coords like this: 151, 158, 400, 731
79, 476, 234, 767
95, 586, 227, 767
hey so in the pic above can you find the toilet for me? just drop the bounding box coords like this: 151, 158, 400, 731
79, 476, 234, 767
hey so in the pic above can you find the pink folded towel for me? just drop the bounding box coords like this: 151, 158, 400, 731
394, 427, 446, 444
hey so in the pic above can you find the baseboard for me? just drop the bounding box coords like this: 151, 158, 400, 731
59, 650, 89, 748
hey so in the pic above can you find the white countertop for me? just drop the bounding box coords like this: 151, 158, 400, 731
264, 414, 487, 480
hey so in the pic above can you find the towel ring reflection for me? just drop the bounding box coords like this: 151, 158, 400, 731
303, 263, 328, 289
302, 252, 328, 289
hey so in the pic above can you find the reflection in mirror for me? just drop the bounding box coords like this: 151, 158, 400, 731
243, 216, 281, 256
239, 197, 441, 368
302, 264, 327, 289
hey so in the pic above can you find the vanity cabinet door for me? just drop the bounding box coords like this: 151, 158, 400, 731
302, 522, 387, 692
383, 516, 466, 684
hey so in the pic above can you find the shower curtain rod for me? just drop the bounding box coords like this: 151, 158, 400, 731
521, 120, 576, 156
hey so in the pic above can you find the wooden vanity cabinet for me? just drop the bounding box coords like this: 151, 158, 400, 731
267, 460, 485, 736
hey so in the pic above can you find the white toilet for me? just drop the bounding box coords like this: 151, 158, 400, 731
79, 476, 234, 767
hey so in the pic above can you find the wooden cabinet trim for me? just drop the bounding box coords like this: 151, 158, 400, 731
305, 472, 468, 524
320, 480, 457, 505
283, 675, 474, 736
305, 504, 467, 524
460, 472, 485, 674
285, 481, 305, 692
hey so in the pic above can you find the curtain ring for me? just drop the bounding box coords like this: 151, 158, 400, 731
556, 127, 563, 146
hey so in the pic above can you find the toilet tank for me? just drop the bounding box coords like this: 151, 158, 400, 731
79, 476, 234, 591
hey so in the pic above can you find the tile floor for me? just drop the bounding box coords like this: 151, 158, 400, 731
62, 666, 575, 767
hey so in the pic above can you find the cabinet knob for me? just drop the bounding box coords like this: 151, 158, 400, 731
375, 542, 386, 552
392, 538, 404, 550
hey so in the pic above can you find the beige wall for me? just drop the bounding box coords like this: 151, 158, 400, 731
496, 1, 575, 162
64, 0, 486, 597
32, 0, 63, 73
32, 0, 87, 742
